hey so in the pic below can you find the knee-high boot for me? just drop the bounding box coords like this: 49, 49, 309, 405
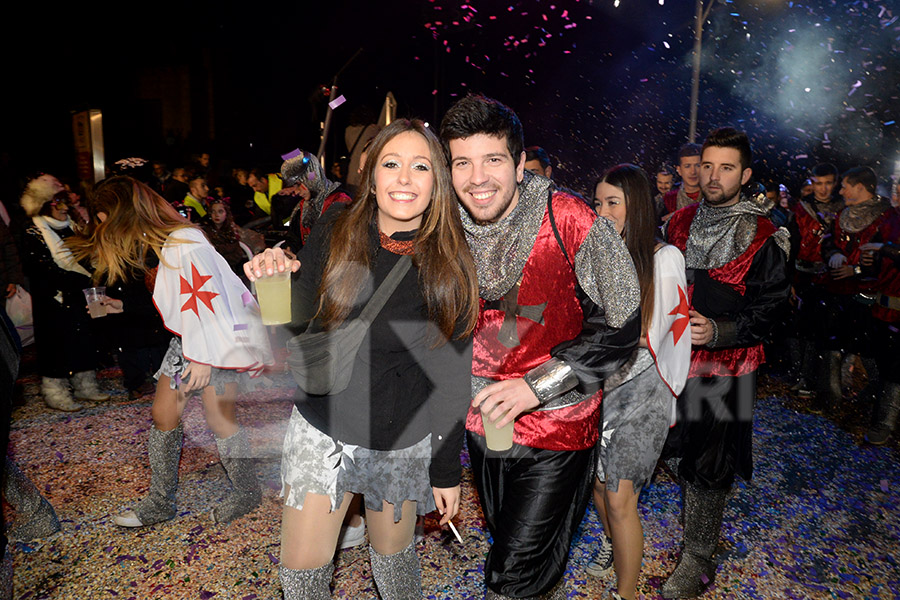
114, 424, 182, 527
369, 541, 422, 599
280, 563, 333, 599
866, 381, 900, 446
211, 428, 261, 523
661, 482, 728, 599
814, 351, 843, 414
3, 457, 60, 540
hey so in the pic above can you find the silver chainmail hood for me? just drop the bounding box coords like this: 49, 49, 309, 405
838, 195, 890, 234
281, 151, 342, 231
684, 196, 790, 270
460, 171, 640, 329
459, 170, 552, 302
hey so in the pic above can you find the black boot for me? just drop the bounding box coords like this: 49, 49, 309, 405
660, 482, 728, 598
814, 351, 842, 414
866, 382, 900, 446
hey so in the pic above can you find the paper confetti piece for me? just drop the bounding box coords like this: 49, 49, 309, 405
242, 291, 254, 306
281, 148, 302, 161
233, 323, 249, 331
881, 479, 889, 492
328, 95, 347, 110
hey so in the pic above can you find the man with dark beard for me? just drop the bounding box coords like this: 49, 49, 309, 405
661, 128, 790, 598
788, 163, 843, 405
441, 95, 641, 599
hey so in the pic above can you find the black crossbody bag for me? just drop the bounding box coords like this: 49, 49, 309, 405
286, 255, 412, 395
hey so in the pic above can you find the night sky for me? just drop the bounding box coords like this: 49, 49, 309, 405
4, 0, 899, 197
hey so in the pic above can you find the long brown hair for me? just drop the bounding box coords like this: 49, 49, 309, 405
597, 164, 657, 335
318, 119, 479, 342
67, 176, 193, 284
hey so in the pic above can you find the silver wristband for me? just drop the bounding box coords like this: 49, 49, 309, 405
523, 358, 579, 404
707, 318, 719, 348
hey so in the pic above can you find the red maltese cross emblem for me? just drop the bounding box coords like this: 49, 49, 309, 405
180, 263, 219, 317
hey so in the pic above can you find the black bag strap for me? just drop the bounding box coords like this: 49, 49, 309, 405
547, 191, 574, 272
358, 255, 412, 323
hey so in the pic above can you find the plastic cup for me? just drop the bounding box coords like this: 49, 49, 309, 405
481, 407, 514, 451
83, 287, 107, 318
255, 270, 292, 325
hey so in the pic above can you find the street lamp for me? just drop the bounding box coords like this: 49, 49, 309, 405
687, 0, 722, 143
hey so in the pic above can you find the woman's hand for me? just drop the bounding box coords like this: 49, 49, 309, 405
100, 297, 124, 314
432, 485, 461, 526
243, 247, 301, 282
181, 362, 211, 392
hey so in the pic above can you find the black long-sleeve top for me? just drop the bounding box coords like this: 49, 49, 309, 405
690, 237, 791, 349
289, 205, 474, 489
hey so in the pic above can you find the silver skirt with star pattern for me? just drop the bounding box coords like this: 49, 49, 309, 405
280, 406, 435, 522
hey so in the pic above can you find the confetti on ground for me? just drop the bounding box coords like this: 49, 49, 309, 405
6, 351, 900, 598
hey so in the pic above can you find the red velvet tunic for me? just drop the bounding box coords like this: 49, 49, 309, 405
792, 202, 829, 264
465, 193, 603, 452
666, 204, 775, 378
871, 209, 900, 324
825, 209, 896, 297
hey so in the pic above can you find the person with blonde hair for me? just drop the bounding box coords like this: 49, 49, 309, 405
68, 176, 272, 527
246, 118, 479, 599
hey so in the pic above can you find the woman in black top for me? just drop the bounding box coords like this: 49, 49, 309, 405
246, 119, 478, 599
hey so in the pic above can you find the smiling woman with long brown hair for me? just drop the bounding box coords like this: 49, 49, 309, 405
245, 118, 478, 599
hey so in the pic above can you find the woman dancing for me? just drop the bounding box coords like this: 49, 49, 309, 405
69, 176, 272, 527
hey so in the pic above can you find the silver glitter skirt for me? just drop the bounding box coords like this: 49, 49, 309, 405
280, 406, 435, 522
154, 337, 242, 396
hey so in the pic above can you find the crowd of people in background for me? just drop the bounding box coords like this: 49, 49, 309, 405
1, 93, 900, 600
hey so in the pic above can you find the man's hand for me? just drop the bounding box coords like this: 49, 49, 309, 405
432, 485, 461, 526
831, 265, 855, 280
828, 253, 847, 269
689, 309, 714, 346
244, 247, 301, 282
472, 378, 539, 428
181, 362, 211, 392
860, 242, 883, 267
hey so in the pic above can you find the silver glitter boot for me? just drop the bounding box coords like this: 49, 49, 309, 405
279, 563, 333, 599
660, 482, 728, 599
210, 428, 261, 523
866, 381, 900, 446
369, 540, 423, 599
41, 376, 81, 412
3, 457, 61, 540
70, 370, 110, 401
114, 424, 182, 527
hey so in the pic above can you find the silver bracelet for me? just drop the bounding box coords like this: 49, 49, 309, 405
708, 318, 719, 348
523, 358, 579, 404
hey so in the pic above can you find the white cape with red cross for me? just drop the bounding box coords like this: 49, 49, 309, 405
153, 227, 273, 374
645, 244, 692, 425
